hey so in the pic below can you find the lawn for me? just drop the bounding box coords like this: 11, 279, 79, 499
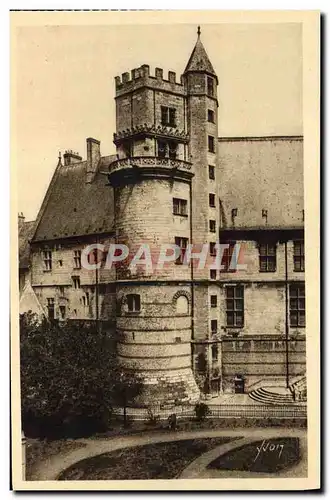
58, 437, 235, 480
207, 437, 300, 473
26, 438, 86, 480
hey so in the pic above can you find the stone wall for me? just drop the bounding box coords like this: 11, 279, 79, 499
116, 283, 199, 404
114, 178, 191, 281
221, 337, 306, 392
30, 236, 116, 320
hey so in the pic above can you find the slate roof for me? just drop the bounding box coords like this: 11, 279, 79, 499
218, 136, 304, 229
32, 155, 116, 242
19, 220, 35, 269
184, 36, 217, 78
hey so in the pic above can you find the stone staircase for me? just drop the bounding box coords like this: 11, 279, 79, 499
248, 387, 295, 406
289, 374, 307, 402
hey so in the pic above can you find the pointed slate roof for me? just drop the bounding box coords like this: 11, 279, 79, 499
184, 29, 217, 80
32, 155, 117, 242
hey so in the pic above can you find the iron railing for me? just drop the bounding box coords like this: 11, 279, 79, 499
112, 403, 307, 421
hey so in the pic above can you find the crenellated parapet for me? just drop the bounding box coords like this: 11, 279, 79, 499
115, 65, 186, 98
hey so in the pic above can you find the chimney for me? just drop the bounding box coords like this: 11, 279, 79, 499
63, 150, 82, 166
86, 138, 101, 183
18, 212, 25, 231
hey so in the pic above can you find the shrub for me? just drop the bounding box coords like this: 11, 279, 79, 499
167, 413, 177, 430
194, 402, 211, 421
20, 313, 142, 437
146, 408, 160, 426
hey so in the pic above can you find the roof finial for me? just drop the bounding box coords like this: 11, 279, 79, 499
197, 25, 201, 38
57, 151, 62, 166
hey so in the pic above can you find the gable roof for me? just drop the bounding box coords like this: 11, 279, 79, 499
32, 155, 116, 242
184, 36, 217, 79
19, 220, 35, 269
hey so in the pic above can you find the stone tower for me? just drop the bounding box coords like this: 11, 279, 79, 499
108, 28, 219, 404
182, 28, 221, 394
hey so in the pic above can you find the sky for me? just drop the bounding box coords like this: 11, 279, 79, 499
14, 22, 302, 221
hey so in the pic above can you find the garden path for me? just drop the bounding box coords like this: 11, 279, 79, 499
30, 427, 306, 481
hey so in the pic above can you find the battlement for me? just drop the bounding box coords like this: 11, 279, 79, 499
115, 65, 186, 97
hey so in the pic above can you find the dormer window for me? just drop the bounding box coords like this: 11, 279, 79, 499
161, 106, 176, 127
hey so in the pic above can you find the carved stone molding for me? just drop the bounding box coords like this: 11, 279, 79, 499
172, 290, 191, 304
114, 123, 189, 144
108, 156, 192, 173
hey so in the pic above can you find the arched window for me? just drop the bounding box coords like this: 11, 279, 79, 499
176, 295, 189, 315
127, 294, 141, 313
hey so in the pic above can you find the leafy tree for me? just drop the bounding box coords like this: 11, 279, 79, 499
20, 312, 142, 437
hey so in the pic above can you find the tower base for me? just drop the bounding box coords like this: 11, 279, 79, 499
135, 368, 200, 406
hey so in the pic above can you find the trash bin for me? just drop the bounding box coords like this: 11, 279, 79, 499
234, 374, 245, 394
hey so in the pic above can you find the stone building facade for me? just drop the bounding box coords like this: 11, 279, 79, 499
217, 137, 305, 393
20, 30, 305, 404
